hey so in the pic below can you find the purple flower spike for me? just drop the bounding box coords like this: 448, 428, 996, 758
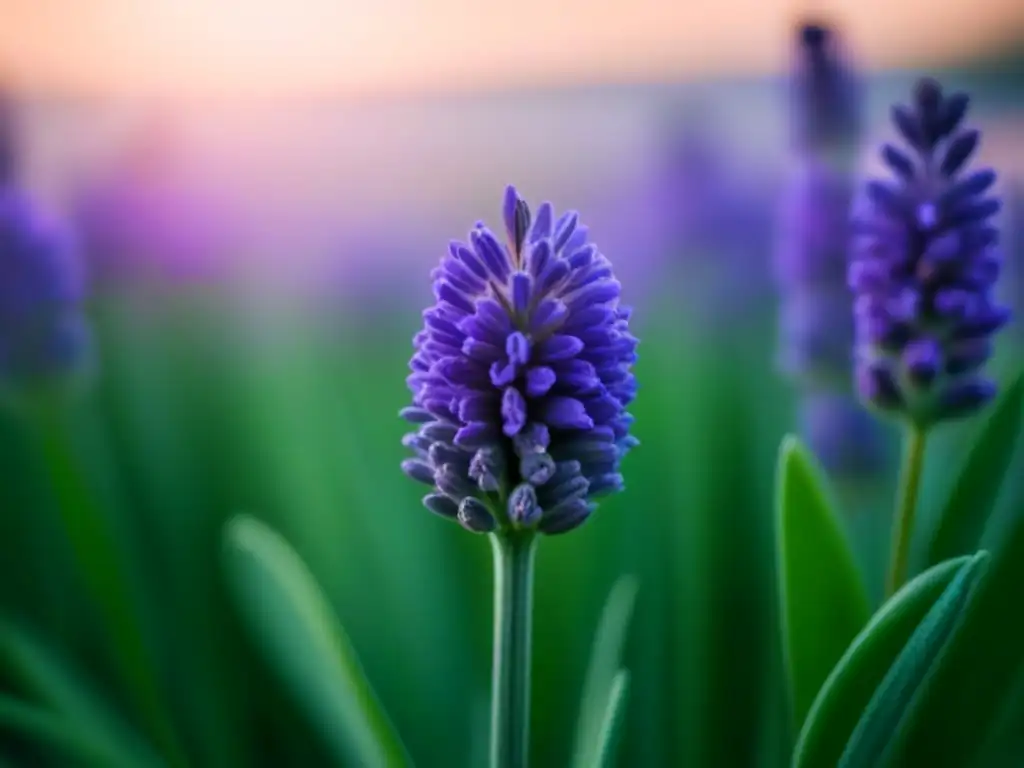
1008, 181, 1024, 343
401, 186, 638, 535
791, 21, 862, 157
0, 188, 93, 398
850, 78, 1010, 427
776, 22, 864, 392
777, 21, 890, 479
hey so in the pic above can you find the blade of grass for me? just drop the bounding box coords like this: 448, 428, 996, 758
839, 551, 990, 766
776, 436, 871, 731
222, 514, 412, 768
793, 555, 973, 767
571, 576, 639, 768
0, 694, 157, 768
925, 369, 1024, 566
26, 401, 187, 768
592, 670, 631, 768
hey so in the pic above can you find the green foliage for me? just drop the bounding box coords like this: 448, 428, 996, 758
591, 670, 631, 768
571, 576, 638, 768
926, 369, 1024, 567
896, 509, 1024, 765
1, 291, 1022, 766
792, 555, 973, 768
222, 515, 412, 768
776, 436, 871, 731
837, 551, 990, 767
0, 623, 160, 767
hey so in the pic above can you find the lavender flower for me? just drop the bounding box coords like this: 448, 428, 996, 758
775, 159, 859, 389
850, 78, 1010, 427
0, 86, 18, 187
1008, 181, 1024, 343
0, 188, 92, 396
776, 21, 886, 479
401, 185, 638, 535
790, 22, 861, 158
776, 22, 864, 391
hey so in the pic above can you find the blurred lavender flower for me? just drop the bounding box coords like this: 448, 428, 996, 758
1008, 181, 1024, 344
0, 188, 92, 397
850, 78, 1010, 427
71, 118, 236, 287
775, 21, 886, 478
789, 22, 862, 158
401, 185, 638, 535
775, 159, 859, 389
598, 102, 775, 328
0, 85, 18, 187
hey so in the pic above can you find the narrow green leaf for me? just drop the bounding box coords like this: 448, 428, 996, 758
222, 515, 412, 768
0, 695, 142, 768
776, 435, 871, 730
897, 507, 1024, 764
926, 370, 1024, 566
592, 671, 631, 768
27, 405, 185, 767
571, 575, 639, 768
838, 551, 990, 767
0, 623, 161, 768
794, 555, 973, 768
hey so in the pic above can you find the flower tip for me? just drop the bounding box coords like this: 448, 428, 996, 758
913, 77, 944, 112
798, 21, 831, 49
500, 184, 533, 256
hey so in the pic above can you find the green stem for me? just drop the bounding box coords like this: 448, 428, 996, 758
489, 531, 538, 768
28, 402, 189, 768
885, 425, 929, 598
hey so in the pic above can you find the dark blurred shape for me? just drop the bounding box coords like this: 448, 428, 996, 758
69, 114, 237, 289
775, 20, 887, 479
850, 79, 1009, 427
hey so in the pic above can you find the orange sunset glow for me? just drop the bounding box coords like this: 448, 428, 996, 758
1, 0, 1023, 97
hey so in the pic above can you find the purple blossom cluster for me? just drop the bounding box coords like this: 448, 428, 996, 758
775, 21, 887, 477
850, 78, 1010, 426
401, 186, 638, 535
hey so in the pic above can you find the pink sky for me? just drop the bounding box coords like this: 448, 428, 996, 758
2, 0, 1023, 97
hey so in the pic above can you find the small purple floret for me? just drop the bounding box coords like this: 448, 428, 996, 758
401, 186, 638, 535
850, 78, 1010, 427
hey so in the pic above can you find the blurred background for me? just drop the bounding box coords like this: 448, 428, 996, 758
1, 1, 1023, 765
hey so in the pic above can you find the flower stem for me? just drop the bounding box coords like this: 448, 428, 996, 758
28, 401, 189, 768
885, 425, 928, 598
489, 530, 538, 768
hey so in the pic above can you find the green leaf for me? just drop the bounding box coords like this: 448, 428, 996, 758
571, 575, 639, 768
592, 670, 631, 768
222, 515, 412, 768
897, 507, 1024, 764
793, 555, 973, 768
926, 369, 1024, 566
776, 435, 871, 730
839, 551, 990, 767
0, 623, 161, 768
0, 694, 143, 768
